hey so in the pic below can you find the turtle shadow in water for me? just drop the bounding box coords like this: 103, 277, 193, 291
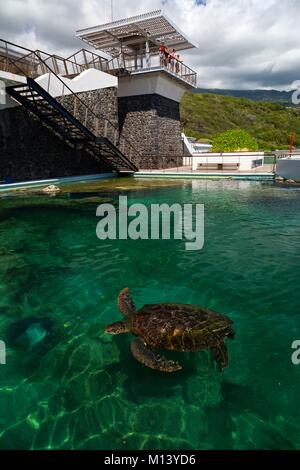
220, 381, 296, 450
106, 335, 214, 402
6, 316, 63, 375
221, 381, 272, 420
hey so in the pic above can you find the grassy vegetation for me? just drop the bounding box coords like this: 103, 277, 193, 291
180, 92, 300, 150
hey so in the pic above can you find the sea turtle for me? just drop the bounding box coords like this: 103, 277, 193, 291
105, 288, 235, 373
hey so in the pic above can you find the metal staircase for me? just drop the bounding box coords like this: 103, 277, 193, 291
6, 78, 138, 173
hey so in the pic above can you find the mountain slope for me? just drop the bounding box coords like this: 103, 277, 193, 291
195, 88, 295, 106
180, 92, 300, 150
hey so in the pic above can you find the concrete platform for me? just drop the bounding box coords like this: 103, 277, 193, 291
276, 157, 300, 182
0, 173, 115, 192
0, 70, 26, 109
135, 165, 275, 180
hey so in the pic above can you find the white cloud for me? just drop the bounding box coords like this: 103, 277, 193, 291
0, 0, 299, 89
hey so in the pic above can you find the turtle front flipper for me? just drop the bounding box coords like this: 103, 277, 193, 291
211, 342, 228, 372
131, 337, 182, 373
118, 288, 136, 317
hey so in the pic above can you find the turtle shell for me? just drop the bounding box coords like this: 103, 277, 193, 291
131, 303, 233, 352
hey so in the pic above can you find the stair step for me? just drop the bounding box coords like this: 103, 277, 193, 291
20, 91, 40, 97
28, 96, 46, 101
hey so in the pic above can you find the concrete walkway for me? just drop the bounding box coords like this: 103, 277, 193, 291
135, 165, 275, 180
139, 164, 274, 174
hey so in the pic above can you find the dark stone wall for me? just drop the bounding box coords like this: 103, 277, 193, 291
58, 87, 118, 142
118, 94, 183, 169
0, 88, 118, 182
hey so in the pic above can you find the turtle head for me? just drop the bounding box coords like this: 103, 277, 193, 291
105, 320, 129, 335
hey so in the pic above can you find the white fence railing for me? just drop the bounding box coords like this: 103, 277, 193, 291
190, 153, 265, 171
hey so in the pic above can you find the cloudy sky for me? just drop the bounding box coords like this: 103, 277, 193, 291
1, 0, 299, 90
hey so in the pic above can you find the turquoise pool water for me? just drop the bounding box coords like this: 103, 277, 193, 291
0, 178, 300, 450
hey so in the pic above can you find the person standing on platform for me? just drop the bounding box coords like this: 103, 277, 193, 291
170, 48, 176, 72
164, 45, 169, 67
175, 54, 181, 74
159, 42, 166, 67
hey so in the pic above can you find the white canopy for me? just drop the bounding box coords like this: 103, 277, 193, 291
76, 10, 197, 58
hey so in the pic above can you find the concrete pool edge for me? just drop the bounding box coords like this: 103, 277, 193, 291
134, 171, 275, 181
0, 171, 275, 192
0, 173, 117, 192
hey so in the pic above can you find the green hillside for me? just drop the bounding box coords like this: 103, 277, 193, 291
180, 92, 300, 150
195, 88, 294, 106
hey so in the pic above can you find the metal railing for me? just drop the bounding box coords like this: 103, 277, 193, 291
264, 150, 300, 173
0, 38, 198, 88
191, 154, 265, 172
0, 38, 140, 167
124, 54, 197, 87
139, 153, 274, 174
65, 49, 110, 75
269, 150, 300, 159
0, 41, 110, 78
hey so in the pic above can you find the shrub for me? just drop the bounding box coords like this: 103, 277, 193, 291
212, 129, 259, 152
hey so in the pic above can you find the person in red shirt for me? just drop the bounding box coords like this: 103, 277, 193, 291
159, 42, 166, 67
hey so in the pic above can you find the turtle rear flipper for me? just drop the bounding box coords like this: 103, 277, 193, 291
211, 342, 228, 372
118, 288, 136, 317
131, 337, 182, 373
228, 329, 235, 340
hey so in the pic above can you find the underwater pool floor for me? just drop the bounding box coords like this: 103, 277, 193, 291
0, 177, 300, 449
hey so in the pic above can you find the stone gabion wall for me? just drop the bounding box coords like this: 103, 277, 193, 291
0, 87, 119, 182
0, 86, 184, 181
0, 108, 109, 182
58, 87, 119, 142
118, 94, 184, 169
